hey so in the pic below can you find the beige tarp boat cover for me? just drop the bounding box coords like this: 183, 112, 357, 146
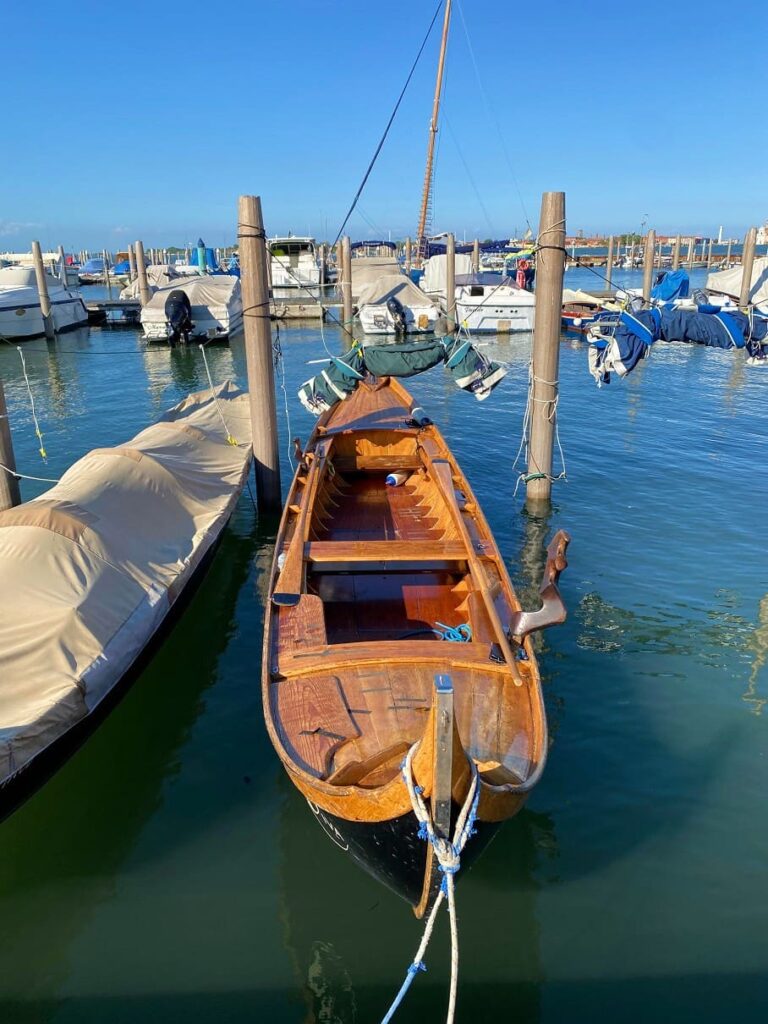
350, 257, 402, 300
562, 288, 602, 306
140, 275, 242, 322
706, 257, 768, 304
356, 274, 438, 310
0, 383, 252, 789
120, 264, 180, 299
421, 254, 473, 295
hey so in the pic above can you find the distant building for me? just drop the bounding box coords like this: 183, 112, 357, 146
757, 222, 768, 245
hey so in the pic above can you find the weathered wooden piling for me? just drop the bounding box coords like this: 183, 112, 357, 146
472, 238, 480, 273
686, 237, 694, 268
318, 244, 326, 287
31, 241, 54, 339
238, 194, 281, 512
445, 233, 456, 332
526, 191, 565, 508
739, 227, 757, 308
726, 239, 733, 265
405, 237, 412, 274
642, 229, 656, 302
341, 236, 353, 334
127, 243, 137, 283
672, 235, 681, 270
706, 238, 713, 268
605, 235, 614, 288
134, 241, 151, 306
0, 378, 21, 511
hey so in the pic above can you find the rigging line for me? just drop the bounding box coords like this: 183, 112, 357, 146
332, 0, 445, 249
442, 110, 495, 238
16, 347, 47, 461
454, 0, 531, 232
272, 324, 295, 469
0, 462, 59, 484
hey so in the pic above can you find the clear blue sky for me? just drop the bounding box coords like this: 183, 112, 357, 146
2, 0, 766, 250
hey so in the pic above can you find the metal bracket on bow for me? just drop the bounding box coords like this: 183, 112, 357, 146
509, 530, 571, 640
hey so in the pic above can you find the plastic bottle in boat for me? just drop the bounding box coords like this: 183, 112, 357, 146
385, 472, 409, 487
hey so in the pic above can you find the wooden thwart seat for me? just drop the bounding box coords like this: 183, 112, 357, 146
305, 540, 468, 563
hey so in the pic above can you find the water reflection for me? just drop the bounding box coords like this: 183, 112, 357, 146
743, 594, 768, 715
0, 505, 259, 1017
278, 771, 555, 1024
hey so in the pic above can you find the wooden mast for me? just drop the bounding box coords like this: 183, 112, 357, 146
415, 0, 451, 267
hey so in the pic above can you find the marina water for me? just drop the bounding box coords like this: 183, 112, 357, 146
0, 271, 766, 1022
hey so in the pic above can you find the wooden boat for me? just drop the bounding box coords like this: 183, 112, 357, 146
262, 376, 569, 917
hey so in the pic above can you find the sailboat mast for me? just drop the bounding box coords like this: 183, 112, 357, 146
415, 0, 451, 266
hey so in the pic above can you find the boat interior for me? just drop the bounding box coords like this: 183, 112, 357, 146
268, 424, 544, 794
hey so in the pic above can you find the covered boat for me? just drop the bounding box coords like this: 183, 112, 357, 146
421, 253, 474, 297
263, 376, 569, 915
357, 274, 440, 334
140, 275, 243, 343
0, 265, 88, 340
706, 257, 768, 311
455, 273, 536, 333
0, 382, 252, 815
78, 257, 106, 284
349, 256, 402, 302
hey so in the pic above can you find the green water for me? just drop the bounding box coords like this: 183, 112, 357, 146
0, 296, 766, 1022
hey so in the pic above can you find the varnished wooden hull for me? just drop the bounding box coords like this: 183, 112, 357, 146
262, 376, 549, 915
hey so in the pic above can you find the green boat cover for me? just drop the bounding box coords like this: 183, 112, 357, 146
298, 338, 507, 415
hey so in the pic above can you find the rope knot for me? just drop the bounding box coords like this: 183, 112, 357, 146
408, 961, 427, 976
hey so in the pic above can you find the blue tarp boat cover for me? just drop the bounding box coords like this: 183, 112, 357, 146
80, 258, 105, 273
588, 307, 768, 383
651, 269, 690, 301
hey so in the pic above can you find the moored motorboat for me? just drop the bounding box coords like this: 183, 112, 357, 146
357, 274, 441, 334
140, 275, 243, 343
454, 273, 536, 333
0, 265, 88, 340
262, 376, 569, 915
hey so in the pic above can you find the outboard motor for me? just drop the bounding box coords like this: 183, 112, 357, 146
164, 289, 193, 344
385, 295, 407, 334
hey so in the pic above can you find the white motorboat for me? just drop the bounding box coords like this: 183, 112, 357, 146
268, 236, 320, 289
140, 275, 243, 343
454, 273, 535, 333
356, 273, 440, 335
0, 265, 88, 340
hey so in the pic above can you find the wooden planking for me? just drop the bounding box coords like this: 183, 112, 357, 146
277, 594, 328, 650
272, 673, 360, 777
306, 540, 467, 562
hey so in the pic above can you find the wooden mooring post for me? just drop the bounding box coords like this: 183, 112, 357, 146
31, 241, 54, 340
739, 226, 757, 308
127, 243, 137, 283
605, 235, 614, 288
706, 238, 713, 268
238, 194, 281, 513
405, 236, 412, 274
642, 229, 656, 302
526, 191, 565, 509
0, 378, 21, 511
472, 237, 480, 273
57, 245, 67, 289
341, 236, 353, 336
672, 234, 681, 270
134, 241, 151, 306
445, 232, 456, 333
726, 239, 733, 266
686, 237, 694, 268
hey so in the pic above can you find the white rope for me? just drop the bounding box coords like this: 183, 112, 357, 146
273, 328, 295, 468
197, 345, 239, 447
512, 362, 567, 497
17, 347, 47, 461
381, 745, 480, 1024
0, 462, 59, 484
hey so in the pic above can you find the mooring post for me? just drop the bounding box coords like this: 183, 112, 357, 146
318, 243, 326, 287
134, 240, 151, 307
726, 239, 733, 266
472, 237, 480, 273
706, 237, 713, 268
739, 226, 757, 308
0, 378, 21, 511
127, 243, 137, 283
341, 236, 353, 336
642, 229, 656, 302
103, 249, 113, 300
672, 234, 681, 270
405, 236, 412, 274
238, 194, 281, 512
605, 234, 614, 289
526, 191, 566, 509
686, 237, 694, 268
445, 232, 456, 333
31, 241, 55, 339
